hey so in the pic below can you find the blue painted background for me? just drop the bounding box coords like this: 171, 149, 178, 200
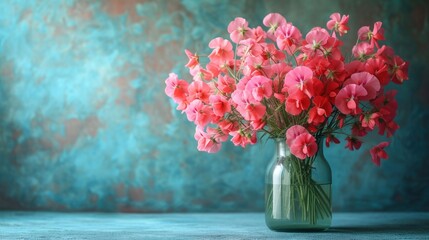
0, 0, 428, 212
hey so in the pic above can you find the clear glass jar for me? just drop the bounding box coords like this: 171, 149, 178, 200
265, 138, 332, 231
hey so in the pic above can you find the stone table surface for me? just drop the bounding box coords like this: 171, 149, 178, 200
0, 211, 428, 239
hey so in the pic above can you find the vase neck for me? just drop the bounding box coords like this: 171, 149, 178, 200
275, 138, 289, 157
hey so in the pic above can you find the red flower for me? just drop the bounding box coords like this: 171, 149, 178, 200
308, 96, 332, 125
370, 142, 389, 166
345, 136, 362, 151
286, 90, 310, 115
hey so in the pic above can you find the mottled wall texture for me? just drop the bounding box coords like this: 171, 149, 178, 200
0, 0, 428, 212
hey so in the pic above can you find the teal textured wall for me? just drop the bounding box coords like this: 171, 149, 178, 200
0, 0, 428, 212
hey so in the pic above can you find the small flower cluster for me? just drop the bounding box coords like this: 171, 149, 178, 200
165, 12, 409, 166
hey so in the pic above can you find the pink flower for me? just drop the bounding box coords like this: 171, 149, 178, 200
308, 96, 333, 125
335, 84, 368, 115
286, 90, 311, 116
284, 66, 313, 94
263, 13, 286, 39
209, 95, 231, 117
286, 125, 308, 147
194, 127, 228, 153
217, 75, 236, 94
360, 112, 380, 130
275, 23, 302, 53
344, 72, 380, 100
230, 129, 257, 147
358, 21, 384, 46
290, 133, 318, 160
227, 17, 253, 43
187, 80, 211, 103
236, 102, 266, 121
185, 49, 199, 69
245, 75, 273, 101
345, 136, 362, 151
189, 65, 213, 81
165, 73, 189, 103
352, 42, 374, 59
370, 142, 389, 166
185, 99, 212, 127
304, 27, 330, 51
208, 37, 234, 65
326, 13, 349, 36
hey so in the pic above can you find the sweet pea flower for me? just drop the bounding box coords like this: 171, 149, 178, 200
263, 13, 287, 40
370, 142, 389, 166
245, 75, 273, 101
185, 99, 212, 127
325, 134, 340, 147
275, 23, 302, 53
230, 129, 257, 147
208, 37, 234, 65
352, 42, 374, 59
284, 66, 313, 94
194, 126, 228, 153
360, 112, 380, 130
344, 72, 380, 100
216, 74, 236, 94
326, 13, 349, 36
345, 136, 362, 150
165, 73, 189, 104
364, 58, 390, 86
236, 102, 266, 121
308, 96, 333, 125
227, 17, 253, 43
187, 80, 211, 103
304, 27, 330, 51
286, 90, 311, 116
209, 95, 231, 117
185, 49, 199, 69
358, 21, 384, 47
335, 84, 368, 115
391, 56, 409, 84
189, 65, 214, 81
286, 125, 308, 147
290, 133, 318, 160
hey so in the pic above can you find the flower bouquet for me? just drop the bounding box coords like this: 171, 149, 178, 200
165, 12, 409, 230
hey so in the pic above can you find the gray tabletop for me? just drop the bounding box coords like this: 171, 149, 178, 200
0, 211, 428, 239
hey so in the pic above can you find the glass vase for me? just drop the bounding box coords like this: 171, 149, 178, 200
265, 138, 332, 231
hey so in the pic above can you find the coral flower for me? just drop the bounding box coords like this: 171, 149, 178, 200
326, 13, 349, 36
208, 37, 234, 65
227, 17, 253, 43
335, 84, 368, 115
290, 133, 318, 160
245, 75, 273, 101
165, 73, 189, 103
209, 95, 231, 117
187, 80, 211, 103
185, 100, 212, 127
263, 13, 287, 39
370, 142, 389, 166
185, 49, 199, 69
